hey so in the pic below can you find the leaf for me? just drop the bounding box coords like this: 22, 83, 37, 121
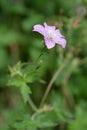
8, 75, 31, 103
68, 104, 87, 130
35, 110, 59, 128
13, 120, 37, 130
8, 75, 24, 88
20, 83, 31, 103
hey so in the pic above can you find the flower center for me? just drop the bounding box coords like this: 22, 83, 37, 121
47, 30, 53, 41
47, 36, 53, 41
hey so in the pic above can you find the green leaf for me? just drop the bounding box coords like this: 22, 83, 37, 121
8, 75, 31, 103
8, 75, 24, 88
68, 104, 87, 130
35, 110, 59, 128
20, 83, 31, 103
13, 120, 37, 130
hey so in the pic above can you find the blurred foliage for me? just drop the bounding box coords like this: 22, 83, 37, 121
0, 0, 87, 130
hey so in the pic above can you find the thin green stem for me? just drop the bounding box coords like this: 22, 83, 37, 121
34, 46, 47, 64
39, 60, 67, 108
23, 46, 47, 74
28, 95, 38, 112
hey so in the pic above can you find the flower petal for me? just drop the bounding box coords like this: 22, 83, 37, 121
33, 25, 45, 35
55, 29, 63, 37
53, 29, 66, 48
44, 39, 55, 49
44, 22, 55, 30
56, 37, 66, 48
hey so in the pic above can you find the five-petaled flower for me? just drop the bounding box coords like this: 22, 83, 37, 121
33, 22, 66, 49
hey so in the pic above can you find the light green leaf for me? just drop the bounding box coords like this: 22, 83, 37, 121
35, 110, 59, 128
20, 83, 31, 103
8, 75, 24, 88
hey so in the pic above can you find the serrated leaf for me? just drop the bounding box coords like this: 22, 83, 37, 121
8, 75, 24, 88
35, 110, 59, 128
8, 75, 31, 103
20, 84, 31, 103
68, 105, 87, 130
13, 120, 37, 130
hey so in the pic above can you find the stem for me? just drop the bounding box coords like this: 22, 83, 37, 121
10, 43, 19, 64
39, 60, 67, 108
25, 47, 47, 111
34, 46, 47, 63
28, 96, 38, 112
24, 46, 47, 73
62, 81, 75, 113
62, 68, 75, 112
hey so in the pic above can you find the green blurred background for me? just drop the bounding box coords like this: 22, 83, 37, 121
0, 0, 87, 130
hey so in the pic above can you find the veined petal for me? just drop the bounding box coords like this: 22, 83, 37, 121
56, 37, 66, 48
55, 29, 63, 37
53, 30, 66, 48
44, 39, 55, 49
33, 25, 45, 35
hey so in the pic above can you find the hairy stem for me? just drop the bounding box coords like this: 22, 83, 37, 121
39, 60, 67, 108
62, 71, 75, 112
28, 96, 38, 112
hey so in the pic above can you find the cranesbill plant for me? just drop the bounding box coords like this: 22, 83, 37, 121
8, 22, 67, 130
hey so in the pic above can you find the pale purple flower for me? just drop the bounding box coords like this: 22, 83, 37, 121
33, 22, 66, 49
76, 5, 86, 16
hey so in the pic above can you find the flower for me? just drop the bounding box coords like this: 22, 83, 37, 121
76, 5, 86, 17
33, 22, 66, 49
